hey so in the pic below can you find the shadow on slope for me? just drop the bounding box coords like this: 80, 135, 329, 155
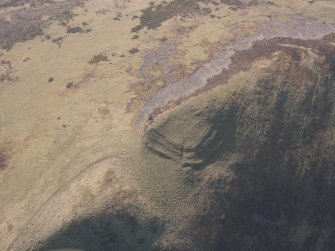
144, 36, 335, 251
37, 212, 163, 251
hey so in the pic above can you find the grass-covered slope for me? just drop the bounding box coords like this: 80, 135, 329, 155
144, 36, 335, 250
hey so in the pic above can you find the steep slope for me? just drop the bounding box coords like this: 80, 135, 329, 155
1, 0, 335, 250
144, 35, 335, 250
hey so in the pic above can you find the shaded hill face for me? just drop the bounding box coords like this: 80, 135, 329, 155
38, 212, 163, 251
1, 0, 335, 249
144, 36, 335, 250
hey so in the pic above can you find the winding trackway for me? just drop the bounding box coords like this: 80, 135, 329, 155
5, 152, 127, 251
3, 1, 334, 250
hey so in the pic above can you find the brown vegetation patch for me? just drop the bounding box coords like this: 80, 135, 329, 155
0, 145, 9, 171
88, 53, 108, 64
66, 81, 75, 88
131, 0, 262, 32
144, 38, 335, 249
0, 152, 6, 170
66, 26, 84, 33
0, 0, 44, 9
0, 0, 25, 9
51, 36, 64, 47
129, 48, 139, 54
0, 57, 13, 82
0, 0, 83, 50
98, 107, 111, 119
148, 34, 335, 121
0, 17, 43, 50
131, 0, 211, 32
126, 36, 190, 114
95, 8, 111, 15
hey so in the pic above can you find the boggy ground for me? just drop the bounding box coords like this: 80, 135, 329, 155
0, 0, 335, 250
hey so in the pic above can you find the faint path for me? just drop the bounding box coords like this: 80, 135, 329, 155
5, 152, 126, 251
3, 1, 332, 250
